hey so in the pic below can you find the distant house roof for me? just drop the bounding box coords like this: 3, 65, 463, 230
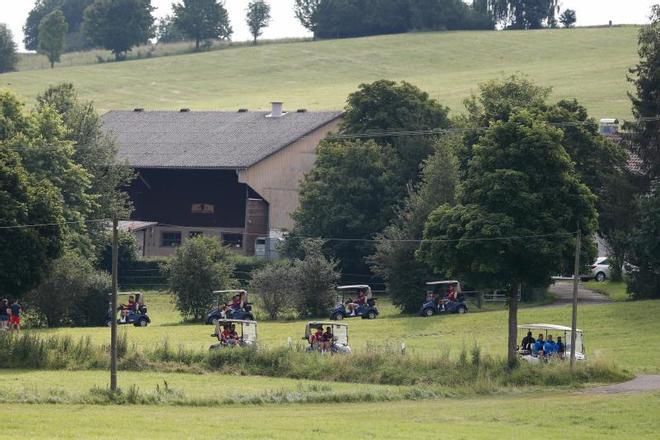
118, 221, 157, 232
101, 110, 343, 169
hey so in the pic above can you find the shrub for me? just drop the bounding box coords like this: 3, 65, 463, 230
25, 251, 112, 327
250, 261, 296, 319
292, 239, 340, 316
166, 236, 237, 320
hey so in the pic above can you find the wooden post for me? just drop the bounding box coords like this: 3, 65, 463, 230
507, 282, 519, 368
570, 227, 581, 368
110, 217, 119, 391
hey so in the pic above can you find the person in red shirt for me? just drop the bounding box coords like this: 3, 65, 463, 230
356, 290, 367, 306
230, 295, 242, 311
321, 326, 334, 351
446, 285, 457, 302
309, 326, 323, 350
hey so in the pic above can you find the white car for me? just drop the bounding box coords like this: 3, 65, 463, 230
590, 257, 611, 282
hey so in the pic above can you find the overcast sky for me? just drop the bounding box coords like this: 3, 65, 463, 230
1, 0, 657, 52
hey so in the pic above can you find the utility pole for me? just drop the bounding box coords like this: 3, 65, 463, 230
110, 216, 119, 391
570, 227, 581, 368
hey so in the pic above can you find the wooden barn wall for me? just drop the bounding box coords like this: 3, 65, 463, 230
238, 117, 342, 230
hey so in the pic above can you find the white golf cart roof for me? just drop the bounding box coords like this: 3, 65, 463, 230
216, 319, 255, 325
305, 321, 349, 345
307, 321, 348, 328
215, 319, 257, 343
518, 324, 582, 333
426, 280, 459, 286
213, 290, 247, 294
337, 285, 370, 290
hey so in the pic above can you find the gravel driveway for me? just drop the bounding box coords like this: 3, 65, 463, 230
584, 375, 660, 394
547, 280, 611, 305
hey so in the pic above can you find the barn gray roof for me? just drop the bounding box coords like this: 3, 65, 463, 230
101, 110, 342, 169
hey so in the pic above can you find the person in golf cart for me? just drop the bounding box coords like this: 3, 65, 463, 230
120, 295, 137, 319
210, 319, 257, 349
330, 285, 378, 320
518, 324, 585, 363
207, 290, 254, 324
304, 322, 350, 354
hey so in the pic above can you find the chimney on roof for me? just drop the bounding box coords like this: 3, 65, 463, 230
238, 108, 249, 113
269, 101, 284, 118
297, 108, 307, 113
133, 108, 144, 112
180, 108, 191, 113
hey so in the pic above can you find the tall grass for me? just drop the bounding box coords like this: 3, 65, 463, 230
0, 332, 629, 391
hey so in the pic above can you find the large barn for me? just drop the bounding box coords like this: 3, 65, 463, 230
102, 103, 343, 257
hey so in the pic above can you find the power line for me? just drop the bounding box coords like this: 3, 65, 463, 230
0, 218, 110, 230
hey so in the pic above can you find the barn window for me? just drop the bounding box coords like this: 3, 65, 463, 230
161, 232, 182, 247
192, 203, 214, 214
222, 233, 243, 248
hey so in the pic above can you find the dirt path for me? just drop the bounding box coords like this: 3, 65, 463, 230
584, 375, 660, 394
547, 280, 611, 305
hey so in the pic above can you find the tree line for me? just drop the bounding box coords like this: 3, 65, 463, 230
0, 83, 134, 326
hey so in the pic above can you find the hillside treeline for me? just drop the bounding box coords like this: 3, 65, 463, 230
312, 0, 493, 39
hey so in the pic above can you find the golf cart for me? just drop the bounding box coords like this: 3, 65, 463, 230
517, 323, 585, 363
206, 290, 255, 325
209, 319, 258, 350
105, 292, 151, 327
303, 321, 351, 354
329, 285, 378, 320
419, 281, 468, 317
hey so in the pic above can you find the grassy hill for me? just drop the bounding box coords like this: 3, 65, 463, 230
1, 26, 640, 119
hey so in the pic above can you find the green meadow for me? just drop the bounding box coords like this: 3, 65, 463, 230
2, 27, 640, 119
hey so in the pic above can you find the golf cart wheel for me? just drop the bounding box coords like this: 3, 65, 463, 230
366, 311, 377, 320
457, 306, 467, 314
595, 272, 606, 282
333, 313, 344, 321
137, 318, 148, 327
424, 308, 434, 317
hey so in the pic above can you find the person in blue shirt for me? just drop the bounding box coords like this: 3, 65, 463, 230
532, 334, 545, 355
543, 335, 557, 356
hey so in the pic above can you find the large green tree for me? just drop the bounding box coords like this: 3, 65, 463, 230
627, 186, 660, 299
0, 91, 77, 297
461, 76, 624, 272
488, 0, 559, 29
246, 0, 271, 45
24, 0, 94, 52
370, 139, 460, 312
343, 79, 451, 186
172, 0, 232, 51
293, 0, 321, 39
421, 111, 597, 366
38, 10, 69, 69
0, 24, 18, 73
626, 5, 660, 184
293, 139, 399, 274
83, 0, 154, 60
36, 83, 134, 257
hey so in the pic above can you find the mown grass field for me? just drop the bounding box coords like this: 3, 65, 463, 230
4, 291, 658, 438
1, 27, 639, 119
585, 281, 630, 302
31, 291, 660, 373
1, 391, 658, 439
